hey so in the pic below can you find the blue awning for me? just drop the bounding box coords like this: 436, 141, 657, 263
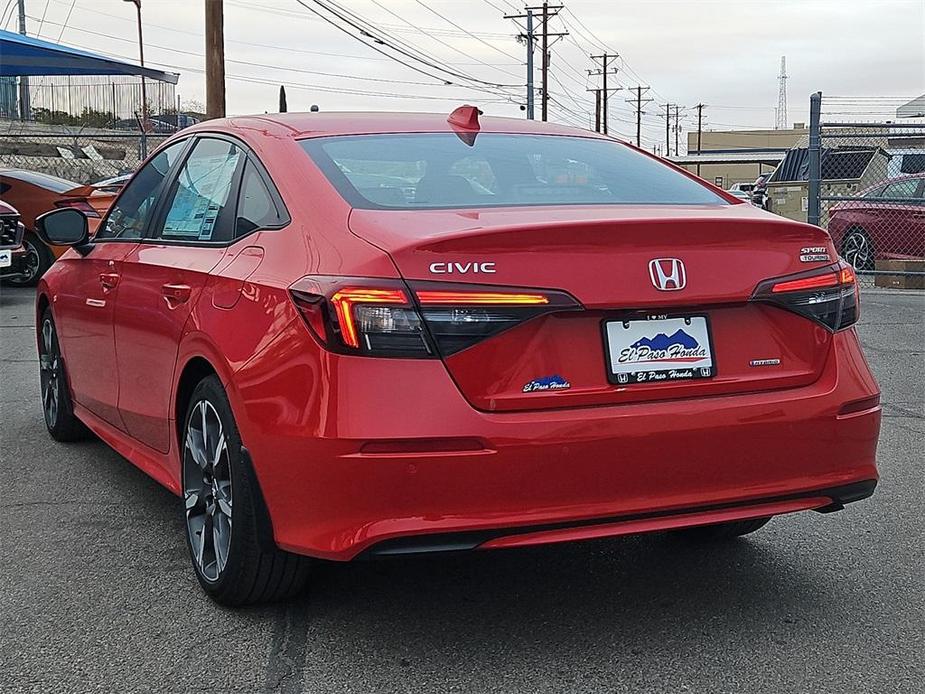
0, 29, 178, 84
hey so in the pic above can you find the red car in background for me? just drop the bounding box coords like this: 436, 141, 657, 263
0, 200, 27, 282
33, 109, 880, 605
0, 169, 118, 285
828, 173, 925, 271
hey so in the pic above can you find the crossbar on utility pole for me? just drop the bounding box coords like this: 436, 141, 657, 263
205, 0, 226, 119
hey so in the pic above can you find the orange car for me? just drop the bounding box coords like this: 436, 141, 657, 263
0, 169, 119, 285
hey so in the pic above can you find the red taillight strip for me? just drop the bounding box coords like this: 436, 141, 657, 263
771, 272, 839, 293
329, 288, 408, 348
416, 290, 550, 305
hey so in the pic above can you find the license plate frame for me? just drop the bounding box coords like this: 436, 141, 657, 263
603, 314, 716, 385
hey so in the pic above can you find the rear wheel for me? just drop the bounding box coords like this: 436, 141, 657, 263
181, 375, 310, 605
671, 517, 771, 542
38, 309, 88, 441
840, 227, 874, 272
5, 233, 53, 287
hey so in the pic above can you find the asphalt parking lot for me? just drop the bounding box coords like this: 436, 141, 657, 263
1, 285, 922, 694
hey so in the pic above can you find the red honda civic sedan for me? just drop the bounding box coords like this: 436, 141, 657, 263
34, 108, 880, 605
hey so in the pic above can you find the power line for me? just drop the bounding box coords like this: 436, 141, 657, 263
369, 0, 522, 81
412, 0, 522, 62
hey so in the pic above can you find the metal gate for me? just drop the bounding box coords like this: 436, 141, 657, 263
807, 92, 925, 289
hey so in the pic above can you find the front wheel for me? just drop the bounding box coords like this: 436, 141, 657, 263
181, 375, 310, 605
671, 517, 771, 542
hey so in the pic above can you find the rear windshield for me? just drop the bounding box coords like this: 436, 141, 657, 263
300, 133, 726, 209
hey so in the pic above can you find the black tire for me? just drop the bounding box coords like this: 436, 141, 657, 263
840, 227, 875, 272
5, 233, 53, 287
671, 517, 771, 542
181, 375, 310, 605
38, 308, 89, 442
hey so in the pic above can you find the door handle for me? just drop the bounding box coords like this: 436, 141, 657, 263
99, 272, 120, 291
161, 283, 192, 307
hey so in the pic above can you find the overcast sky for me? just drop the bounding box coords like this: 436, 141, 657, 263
9, 0, 925, 149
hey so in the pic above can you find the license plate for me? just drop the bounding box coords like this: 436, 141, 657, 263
0, 250, 11, 268
604, 315, 715, 385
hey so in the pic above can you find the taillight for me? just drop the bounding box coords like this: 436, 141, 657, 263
289, 276, 579, 358
54, 199, 100, 218
751, 261, 858, 331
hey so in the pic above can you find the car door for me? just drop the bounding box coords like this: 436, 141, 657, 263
52, 140, 188, 427
873, 179, 921, 256
113, 136, 246, 453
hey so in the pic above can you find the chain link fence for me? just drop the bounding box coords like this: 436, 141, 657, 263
0, 121, 168, 186
806, 93, 925, 289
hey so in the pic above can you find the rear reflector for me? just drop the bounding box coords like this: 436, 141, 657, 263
751, 261, 859, 332
289, 276, 579, 358
837, 394, 880, 416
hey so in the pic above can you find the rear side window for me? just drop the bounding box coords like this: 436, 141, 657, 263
879, 179, 920, 200
301, 133, 726, 209
236, 162, 282, 237
154, 138, 243, 243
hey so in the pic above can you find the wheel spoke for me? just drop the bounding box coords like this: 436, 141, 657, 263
42, 320, 53, 353
184, 489, 203, 513
212, 432, 225, 469
213, 513, 230, 572
186, 425, 209, 471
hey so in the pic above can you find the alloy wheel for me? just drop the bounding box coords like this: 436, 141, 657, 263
8, 237, 41, 286
842, 230, 873, 271
39, 318, 60, 427
183, 400, 233, 583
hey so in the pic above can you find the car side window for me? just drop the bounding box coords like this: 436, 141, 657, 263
96, 140, 187, 240
153, 138, 244, 243
879, 180, 918, 199
235, 162, 282, 237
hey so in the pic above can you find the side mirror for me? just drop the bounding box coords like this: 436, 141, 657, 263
35, 208, 89, 248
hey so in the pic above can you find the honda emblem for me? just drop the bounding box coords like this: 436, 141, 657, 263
648, 258, 687, 291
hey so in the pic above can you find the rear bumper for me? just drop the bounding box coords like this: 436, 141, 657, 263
232, 324, 881, 561
361, 480, 877, 557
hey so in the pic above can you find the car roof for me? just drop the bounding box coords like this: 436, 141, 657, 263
183, 110, 614, 141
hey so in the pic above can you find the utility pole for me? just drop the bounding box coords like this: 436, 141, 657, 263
589, 53, 619, 135
123, 0, 147, 156
695, 103, 704, 176
528, 3, 566, 122
594, 89, 601, 132
626, 86, 652, 147
662, 104, 671, 156
16, 0, 30, 120
504, 8, 537, 119
205, 0, 226, 119
673, 105, 682, 157
501, 3, 567, 122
